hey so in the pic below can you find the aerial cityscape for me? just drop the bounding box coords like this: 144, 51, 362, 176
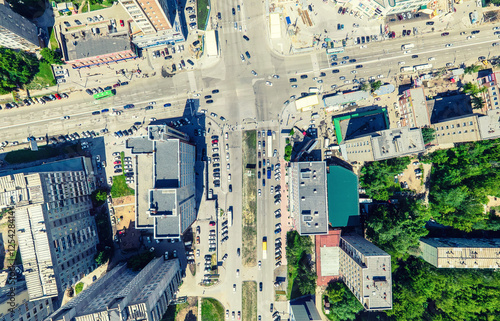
0, 0, 500, 319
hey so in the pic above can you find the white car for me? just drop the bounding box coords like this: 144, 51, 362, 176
227, 163, 230, 170
228, 174, 231, 182
240, 54, 245, 62
233, 284, 236, 292
226, 144, 229, 151
377, 74, 384, 79
258, 189, 262, 196
226, 152, 230, 160
236, 269, 239, 277
266, 81, 273, 86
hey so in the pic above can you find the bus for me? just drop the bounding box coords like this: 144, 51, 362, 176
400, 66, 414, 72
93, 89, 115, 100
401, 43, 415, 50
263, 237, 267, 259
326, 48, 345, 54
413, 63, 433, 71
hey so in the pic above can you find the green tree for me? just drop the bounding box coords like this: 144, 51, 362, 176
0, 48, 39, 94
360, 82, 369, 92
464, 64, 481, 74
324, 282, 363, 321
94, 250, 110, 265
359, 157, 411, 201
421, 127, 436, 144
471, 95, 485, 109
366, 199, 430, 260
284, 144, 292, 162
370, 80, 382, 92
40, 48, 63, 65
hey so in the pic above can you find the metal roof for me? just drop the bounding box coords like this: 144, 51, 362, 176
326, 166, 359, 227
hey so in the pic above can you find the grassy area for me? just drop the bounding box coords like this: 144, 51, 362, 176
242, 281, 257, 321
88, 0, 113, 11
4, 145, 60, 164
26, 62, 56, 90
75, 282, 84, 295
160, 300, 193, 321
241, 130, 257, 267
110, 175, 134, 198
197, 0, 209, 30
201, 298, 225, 320
48, 27, 59, 50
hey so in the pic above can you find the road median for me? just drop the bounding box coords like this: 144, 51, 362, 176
241, 130, 257, 267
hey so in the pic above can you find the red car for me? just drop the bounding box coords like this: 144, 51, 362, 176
120, 20, 124, 27
209, 221, 215, 226
211, 139, 218, 144
114, 161, 121, 165
55, 93, 61, 100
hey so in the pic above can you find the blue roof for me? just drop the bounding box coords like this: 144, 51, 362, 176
327, 166, 360, 227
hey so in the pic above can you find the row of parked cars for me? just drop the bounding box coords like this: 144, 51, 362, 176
1, 93, 68, 110
113, 124, 140, 138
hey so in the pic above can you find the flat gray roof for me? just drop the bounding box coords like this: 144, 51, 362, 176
478, 109, 500, 140
371, 127, 425, 161
323, 90, 371, 107
409, 87, 430, 127
295, 162, 328, 235
127, 137, 154, 154
155, 140, 179, 188
150, 189, 177, 215
373, 84, 395, 96
63, 32, 132, 62
289, 295, 322, 321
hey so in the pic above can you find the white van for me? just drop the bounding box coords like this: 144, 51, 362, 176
309, 87, 319, 93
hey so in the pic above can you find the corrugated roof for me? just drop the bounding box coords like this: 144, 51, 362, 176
327, 166, 359, 227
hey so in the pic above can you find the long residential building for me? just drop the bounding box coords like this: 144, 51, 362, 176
47, 258, 182, 321
0, 163, 98, 301
0, 0, 40, 50
339, 234, 392, 311
127, 124, 196, 239
420, 238, 500, 269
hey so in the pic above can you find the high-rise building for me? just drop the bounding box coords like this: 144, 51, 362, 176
420, 238, 500, 269
118, 0, 185, 49
47, 258, 182, 321
339, 234, 392, 311
289, 161, 329, 236
0, 0, 40, 50
127, 124, 196, 239
0, 170, 98, 301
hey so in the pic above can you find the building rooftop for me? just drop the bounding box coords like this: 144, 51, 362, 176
295, 162, 329, 235
420, 238, 500, 269
155, 140, 180, 188
371, 127, 425, 161
409, 87, 429, 127
315, 229, 341, 286
289, 295, 322, 321
478, 109, 500, 140
326, 166, 359, 227
323, 91, 371, 108
62, 31, 133, 62
341, 235, 392, 310
333, 108, 389, 144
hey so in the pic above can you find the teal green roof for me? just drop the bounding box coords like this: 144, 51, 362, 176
327, 166, 360, 227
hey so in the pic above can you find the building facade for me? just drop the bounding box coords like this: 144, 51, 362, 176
1, 170, 98, 301
127, 124, 196, 239
339, 234, 392, 311
0, 279, 54, 321
48, 258, 182, 321
288, 162, 329, 236
0, 0, 40, 50
347, 0, 430, 18
477, 71, 500, 111
420, 238, 500, 269
398, 87, 430, 128
430, 115, 481, 145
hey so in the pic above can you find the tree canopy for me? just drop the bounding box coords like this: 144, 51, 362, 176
286, 230, 316, 298
40, 48, 63, 65
324, 282, 363, 321
424, 139, 500, 231
421, 127, 436, 144
359, 157, 411, 201
0, 48, 39, 94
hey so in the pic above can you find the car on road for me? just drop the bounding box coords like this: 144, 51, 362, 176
411, 55, 418, 58
206, 99, 214, 104
240, 54, 245, 62
351, 70, 357, 74
266, 81, 273, 86
426, 21, 434, 25
259, 282, 263, 291
339, 76, 345, 80
232, 8, 235, 15
300, 74, 308, 79
251, 70, 257, 76
445, 43, 453, 47
245, 51, 251, 59
243, 35, 250, 41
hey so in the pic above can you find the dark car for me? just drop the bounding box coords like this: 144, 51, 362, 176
245, 51, 251, 59
212, 89, 219, 94
338, 7, 342, 14
187, 59, 194, 66
426, 21, 434, 25
441, 32, 449, 36
332, 69, 340, 73
300, 74, 308, 79
411, 55, 418, 58
356, 64, 363, 68
259, 282, 263, 291
229, 184, 232, 192
289, 78, 297, 82
206, 100, 214, 104
232, 8, 235, 15
124, 104, 135, 109
471, 30, 480, 35
145, 106, 153, 110
86, 89, 93, 95
217, 12, 221, 19
403, 30, 407, 36
320, 72, 326, 77
172, 64, 176, 72
331, 62, 337, 66
349, 59, 356, 63
92, 111, 101, 115
243, 35, 250, 41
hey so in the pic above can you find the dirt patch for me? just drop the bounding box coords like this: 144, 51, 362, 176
242, 131, 257, 267
242, 281, 257, 321
112, 195, 135, 206
176, 297, 198, 321
486, 196, 500, 216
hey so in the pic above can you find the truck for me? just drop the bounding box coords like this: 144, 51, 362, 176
324, 137, 330, 149
401, 43, 415, 50
263, 237, 267, 259
227, 206, 233, 227
267, 130, 272, 157
400, 66, 414, 72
